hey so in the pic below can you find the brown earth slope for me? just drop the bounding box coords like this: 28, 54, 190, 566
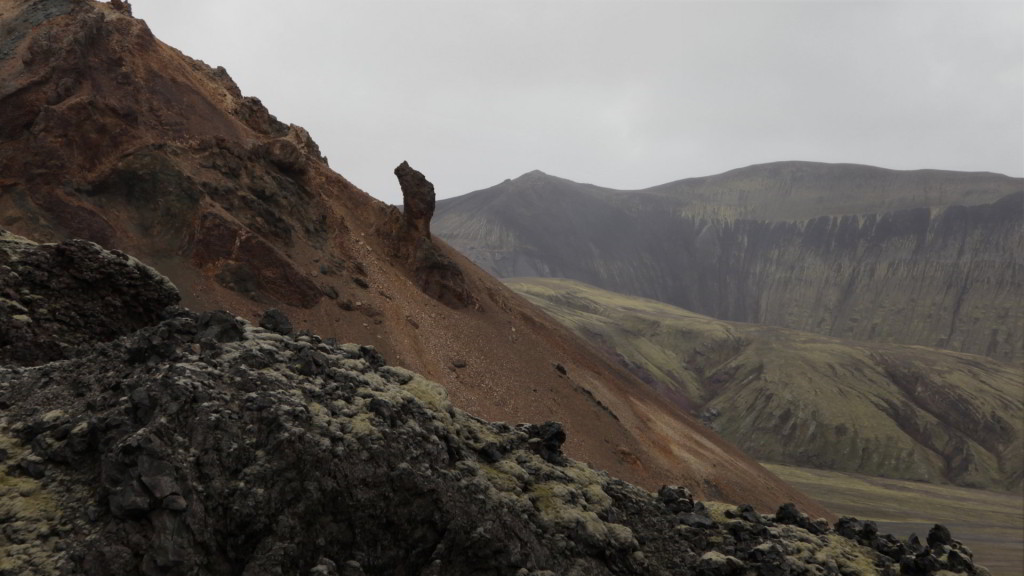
433, 165, 1024, 363
0, 0, 823, 515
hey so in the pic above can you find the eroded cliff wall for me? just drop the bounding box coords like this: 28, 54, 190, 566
434, 167, 1024, 361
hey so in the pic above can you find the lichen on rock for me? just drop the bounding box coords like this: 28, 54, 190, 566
0, 233, 990, 575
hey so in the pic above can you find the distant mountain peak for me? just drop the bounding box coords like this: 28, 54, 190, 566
518, 169, 550, 179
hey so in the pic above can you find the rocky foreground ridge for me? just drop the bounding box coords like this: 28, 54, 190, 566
0, 240, 991, 576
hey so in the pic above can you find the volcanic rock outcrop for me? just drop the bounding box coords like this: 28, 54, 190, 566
0, 229, 178, 366
0, 232, 989, 576
433, 165, 1024, 362
385, 161, 474, 309
396, 160, 436, 239
0, 0, 823, 515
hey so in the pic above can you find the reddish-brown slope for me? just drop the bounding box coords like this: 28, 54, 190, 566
0, 0, 827, 517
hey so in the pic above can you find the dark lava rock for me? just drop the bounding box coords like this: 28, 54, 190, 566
927, 523, 953, 548
725, 504, 762, 524
0, 230, 179, 366
678, 512, 717, 530
389, 162, 475, 310
395, 160, 435, 239
658, 485, 695, 514
0, 235, 991, 576
259, 308, 293, 335
195, 310, 245, 344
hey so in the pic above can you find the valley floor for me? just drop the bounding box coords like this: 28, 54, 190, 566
764, 464, 1024, 576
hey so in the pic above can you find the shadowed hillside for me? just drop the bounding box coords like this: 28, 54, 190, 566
434, 165, 1024, 362
509, 278, 1023, 492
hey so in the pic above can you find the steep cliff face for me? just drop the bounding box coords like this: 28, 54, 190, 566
0, 0, 827, 513
510, 278, 1023, 492
0, 233, 986, 576
434, 165, 1024, 362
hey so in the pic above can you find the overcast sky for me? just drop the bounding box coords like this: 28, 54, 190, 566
127, 0, 1023, 205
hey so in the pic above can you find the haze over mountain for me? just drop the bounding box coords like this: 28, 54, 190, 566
509, 278, 1023, 492
0, 0, 826, 516
434, 163, 1024, 362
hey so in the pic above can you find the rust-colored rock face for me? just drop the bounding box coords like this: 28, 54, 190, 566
6, 234, 976, 576
387, 161, 475, 309
0, 0, 828, 520
395, 160, 435, 238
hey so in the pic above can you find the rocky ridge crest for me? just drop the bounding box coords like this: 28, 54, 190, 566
0, 231, 990, 576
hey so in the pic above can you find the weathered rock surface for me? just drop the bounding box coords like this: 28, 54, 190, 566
433, 164, 1024, 362
386, 161, 474, 309
396, 160, 436, 239
0, 232, 990, 576
510, 278, 1024, 491
0, 230, 178, 366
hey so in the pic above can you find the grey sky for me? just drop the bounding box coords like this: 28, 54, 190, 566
128, 0, 1023, 205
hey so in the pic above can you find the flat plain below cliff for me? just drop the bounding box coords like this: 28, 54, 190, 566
507, 278, 1023, 492
0, 0, 824, 515
433, 165, 1023, 363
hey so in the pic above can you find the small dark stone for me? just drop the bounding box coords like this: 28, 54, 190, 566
478, 442, 504, 464
926, 524, 952, 548
451, 358, 467, 369
679, 512, 717, 529
945, 549, 971, 573
527, 421, 567, 465
834, 516, 863, 539
294, 347, 329, 376
19, 456, 46, 479
697, 551, 745, 576
162, 494, 188, 511
808, 518, 830, 535
322, 285, 339, 299
196, 310, 245, 343
553, 362, 567, 376
352, 276, 369, 289
658, 485, 695, 514
108, 480, 153, 518
900, 549, 942, 576
359, 345, 385, 368
725, 504, 762, 524
906, 532, 924, 554
259, 308, 293, 335
774, 502, 803, 525
368, 398, 395, 426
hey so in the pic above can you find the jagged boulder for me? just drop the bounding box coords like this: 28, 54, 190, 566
389, 161, 475, 309
395, 160, 435, 239
0, 230, 179, 366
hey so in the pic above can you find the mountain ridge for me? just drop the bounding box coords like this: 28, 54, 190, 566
434, 164, 1023, 361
